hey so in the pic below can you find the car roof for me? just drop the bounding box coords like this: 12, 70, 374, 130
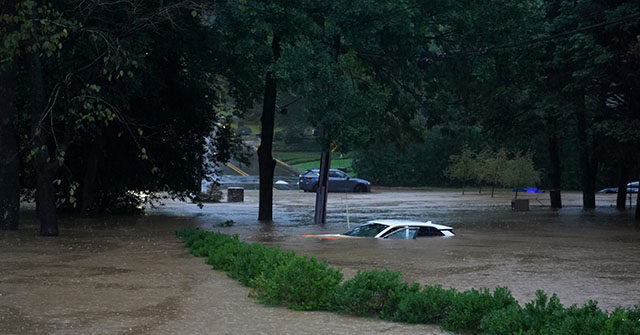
366, 219, 453, 231
305, 168, 346, 172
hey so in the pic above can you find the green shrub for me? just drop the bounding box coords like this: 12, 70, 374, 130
481, 291, 613, 335
176, 229, 211, 257
442, 287, 518, 334
481, 290, 562, 334
392, 284, 457, 324
227, 243, 296, 287
204, 235, 246, 272
478, 304, 526, 335
602, 306, 640, 335
335, 270, 406, 317
253, 255, 343, 311
554, 301, 608, 335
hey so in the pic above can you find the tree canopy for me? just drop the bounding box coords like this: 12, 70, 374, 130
2, 0, 640, 234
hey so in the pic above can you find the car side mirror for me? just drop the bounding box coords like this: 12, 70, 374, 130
346, 176, 350, 180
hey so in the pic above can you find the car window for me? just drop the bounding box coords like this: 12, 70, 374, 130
329, 171, 346, 178
441, 230, 455, 237
417, 227, 444, 237
343, 223, 388, 237
302, 170, 319, 177
385, 228, 418, 240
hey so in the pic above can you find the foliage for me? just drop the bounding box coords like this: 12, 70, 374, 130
178, 229, 341, 310
334, 270, 406, 317
601, 306, 640, 335
479, 149, 509, 189
447, 146, 480, 193
501, 152, 541, 197
273, 152, 321, 165
215, 220, 235, 227
480, 290, 621, 335
392, 284, 457, 324
291, 158, 353, 173
352, 126, 486, 187
0, 0, 74, 65
4, 0, 245, 217
253, 255, 343, 311
443, 147, 541, 197
176, 229, 640, 333
441, 287, 518, 333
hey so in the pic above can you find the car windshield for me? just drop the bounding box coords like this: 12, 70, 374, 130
343, 223, 388, 237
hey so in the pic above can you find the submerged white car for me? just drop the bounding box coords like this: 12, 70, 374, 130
301, 220, 455, 240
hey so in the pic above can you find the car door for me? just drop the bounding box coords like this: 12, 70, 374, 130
328, 170, 349, 191
383, 227, 418, 239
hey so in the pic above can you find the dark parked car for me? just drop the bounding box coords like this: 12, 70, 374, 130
299, 169, 371, 192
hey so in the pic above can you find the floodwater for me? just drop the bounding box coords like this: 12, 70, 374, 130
1, 189, 639, 334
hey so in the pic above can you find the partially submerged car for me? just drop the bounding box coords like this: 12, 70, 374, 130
300, 220, 455, 240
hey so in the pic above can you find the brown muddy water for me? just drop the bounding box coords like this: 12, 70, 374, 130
1, 189, 639, 334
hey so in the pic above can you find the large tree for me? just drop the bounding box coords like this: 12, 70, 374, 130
2, 0, 243, 233
208, 0, 315, 221
0, 0, 20, 231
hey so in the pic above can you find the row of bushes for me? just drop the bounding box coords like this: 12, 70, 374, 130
176, 228, 640, 334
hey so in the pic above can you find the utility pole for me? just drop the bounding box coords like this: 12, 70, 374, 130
313, 151, 330, 224
313, 35, 341, 224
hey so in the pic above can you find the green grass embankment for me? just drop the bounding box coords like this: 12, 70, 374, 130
273, 151, 354, 175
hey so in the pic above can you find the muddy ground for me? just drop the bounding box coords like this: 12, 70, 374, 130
1, 189, 639, 334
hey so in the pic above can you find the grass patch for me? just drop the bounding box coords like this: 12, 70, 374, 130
291, 158, 354, 173
176, 229, 640, 334
273, 151, 320, 165
274, 151, 355, 176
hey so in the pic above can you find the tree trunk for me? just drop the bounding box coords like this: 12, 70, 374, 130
28, 52, 59, 236
257, 34, 280, 221
81, 133, 106, 215
615, 165, 628, 211
576, 93, 596, 209
0, 61, 20, 231
548, 120, 562, 208
36, 163, 59, 236
490, 183, 495, 198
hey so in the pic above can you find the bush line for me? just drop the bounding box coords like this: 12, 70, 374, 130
176, 228, 640, 334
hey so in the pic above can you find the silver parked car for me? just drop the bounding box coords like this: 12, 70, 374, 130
298, 169, 371, 192
598, 181, 639, 193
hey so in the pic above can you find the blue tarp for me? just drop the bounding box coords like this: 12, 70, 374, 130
513, 187, 543, 193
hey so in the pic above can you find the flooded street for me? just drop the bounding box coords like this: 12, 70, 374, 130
2, 189, 639, 334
